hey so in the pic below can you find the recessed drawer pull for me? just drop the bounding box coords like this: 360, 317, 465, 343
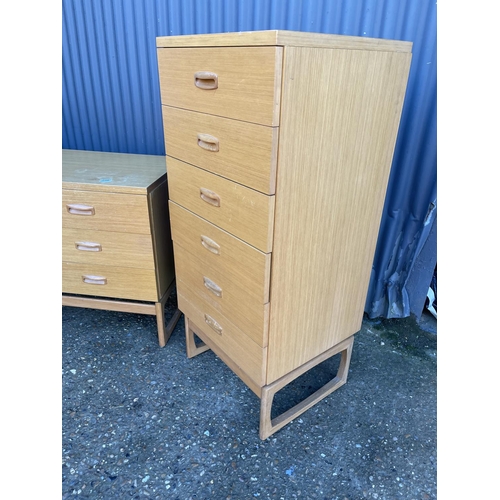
204, 313, 223, 335
82, 275, 107, 285
200, 235, 220, 255
66, 203, 95, 216
203, 276, 222, 297
194, 71, 218, 90
75, 241, 102, 252
197, 133, 219, 152
200, 187, 221, 207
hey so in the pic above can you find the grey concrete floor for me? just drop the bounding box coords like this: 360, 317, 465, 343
62, 291, 436, 499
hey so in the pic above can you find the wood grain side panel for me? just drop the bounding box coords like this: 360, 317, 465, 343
267, 47, 412, 383
157, 46, 283, 126
163, 106, 278, 194
169, 202, 271, 303
148, 179, 175, 297
275, 31, 412, 52
167, 158, 275, 253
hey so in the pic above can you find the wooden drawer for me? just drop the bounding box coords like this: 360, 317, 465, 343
62, 262, 158, 302
169, 202, 270, 303
163, 106, 278, 194
63, 227, 154, 269
177, 283, 266, 387
157, 46, 283, 126
174, 243, 269, 347
62, 189, 151, 234
167, 158, 274, 253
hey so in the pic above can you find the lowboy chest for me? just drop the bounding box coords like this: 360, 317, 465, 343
62, 149, 180, 346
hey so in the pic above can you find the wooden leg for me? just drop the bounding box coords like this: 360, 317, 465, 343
155, 283, 182, 347
259, 335, 354, 440
155, 301, 182, 347
185, 317, 211, 358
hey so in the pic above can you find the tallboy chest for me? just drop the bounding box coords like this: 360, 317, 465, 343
156, 30, 412, 438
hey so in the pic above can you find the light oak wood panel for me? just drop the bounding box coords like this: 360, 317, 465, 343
174, 243, 269, 347
169, 202, 271, 303
62, 149, 166, 194
62, 295, 156, 314
260, 336, 353, 439
163, 106, 278, 194
62, 262, 158, 302
157, 47, 283, 126
177, 285, 266, 387
62, 190, 151, 234
167, 158, 275, 253
267, 47, 412, 384
156, 30, 412, 53
63, 227, 154, 269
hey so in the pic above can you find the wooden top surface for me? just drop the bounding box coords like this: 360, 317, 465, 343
156, 30, 412, 53
62, 149, 167, 194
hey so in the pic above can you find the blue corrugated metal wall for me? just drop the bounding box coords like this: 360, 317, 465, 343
62, 0, 437, 319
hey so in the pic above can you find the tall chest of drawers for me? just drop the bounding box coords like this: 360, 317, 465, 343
156, 30, 412, 438
62, 149, 181, 347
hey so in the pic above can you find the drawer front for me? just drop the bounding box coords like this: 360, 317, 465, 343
167, 158, 274, 253
163, 106, 278, 194
62, 262, 158, 301
169, 202, 270, 303
63, 227, 154, 269
157, 46, 283, 126
174, 243, 269, 347
62, 189, 150, 234
177, 283, 266, 387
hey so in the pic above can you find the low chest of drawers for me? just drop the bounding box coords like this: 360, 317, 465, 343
156, 30, 412, 438
62, 149, 181, 347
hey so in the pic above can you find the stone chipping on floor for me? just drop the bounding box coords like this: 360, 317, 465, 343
62, 292, 437, 499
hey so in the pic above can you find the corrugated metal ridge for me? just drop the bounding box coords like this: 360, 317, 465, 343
62, 0, 436, 318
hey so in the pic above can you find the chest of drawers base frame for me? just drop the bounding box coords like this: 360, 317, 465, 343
157, 30, 412, 437
62, 149, 181, 347
185, 318, 353, 440
62, 285, 181, 347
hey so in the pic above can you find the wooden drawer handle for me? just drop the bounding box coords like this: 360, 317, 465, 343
82, 275, 107, 285
197, 133, 219, 152
75, 241, 102, 252
194, 71, 218, 90
203, 276, 222, 297
200, 188, 220, 207
200, 235, 220, 255
66, 204, 95, 216
204, 314, 223, 335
